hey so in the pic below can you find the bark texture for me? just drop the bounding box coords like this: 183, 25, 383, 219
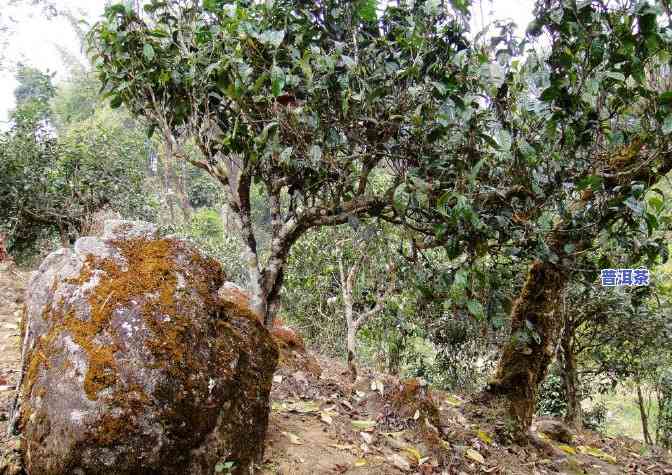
487, 260, 568, 434
559, 314, 582, 429
637, 382, 653, 445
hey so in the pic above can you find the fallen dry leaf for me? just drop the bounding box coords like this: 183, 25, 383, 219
281, 431, 303, 445
320, 412, 333, 425
476, 429, 493, 445
444, 394, 462, 406
403, 446, 422, 464
371, 380, 384, 394
465, 448, 485, 465
328, 444, 355, 451
576, 446, 617, 464
389, 453, 411, 472
360, 432, 374, 444
557, 444, 576, 455
288, 400, 320, 414
340, 400, 354, 411
351, 420, 376, 430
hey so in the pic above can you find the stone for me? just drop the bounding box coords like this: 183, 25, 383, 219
535, 419, 575, 444
17, 221, 278, 475
102, 219, 158, 241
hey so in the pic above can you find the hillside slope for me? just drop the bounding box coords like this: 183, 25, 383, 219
0, 262, 670, 474
265, 339, 672, 474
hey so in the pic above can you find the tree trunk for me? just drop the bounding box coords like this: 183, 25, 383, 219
486, 260, 568, 436
387, 329, 405, 376
562, 347, 582, 429
57, 221, 70, 248
346, 324, 358, 383
161, 153, 176, 226
559, 310, 582, 429
636, 382, 653, 445
175, 159, 192, 222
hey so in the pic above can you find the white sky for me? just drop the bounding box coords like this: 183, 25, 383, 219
0, 0, 535, 125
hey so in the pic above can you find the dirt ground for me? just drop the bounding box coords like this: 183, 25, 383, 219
1, 262, 671, 474
261, 350, 672, 475
0, 262, 26, 473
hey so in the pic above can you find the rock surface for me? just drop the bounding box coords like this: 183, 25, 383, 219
535, 419, 575, 444
16, 220, 278, 475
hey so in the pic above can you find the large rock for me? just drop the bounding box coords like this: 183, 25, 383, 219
17, 221, 278, 474
534, 418, 575, 444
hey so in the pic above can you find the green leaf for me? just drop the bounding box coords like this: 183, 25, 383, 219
624, 197, 644, 215
256, 121, 278, 144
271, 65, 285, 97
203, 0, 220, 12
449, 0, 470, 14
280, 146, 293, 163
648, 196, 664, 212
259, 30, 285, 48
309, 144, 322, 162
479, 133, 500, 150
356, 0, 377, 22
576, 175, 602, 191
110, 95, 123, 109
659, 91, 672, 105
605, 71, 625, 81
143, 43, 155, 61
454, 269, 469, 288
341, 55, 356, 68
540, 86, 559, 102
146, 123, 157, 139
662, 114, 672, 135
467, 300, 485, 320
107, 4, 127, 15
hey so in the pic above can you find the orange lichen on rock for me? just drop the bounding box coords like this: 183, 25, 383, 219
61, 239, 184, 399
22, 324, 60, 406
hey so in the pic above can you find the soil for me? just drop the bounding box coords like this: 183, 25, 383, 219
0, 262, 27, 474
0, 262, 671, 474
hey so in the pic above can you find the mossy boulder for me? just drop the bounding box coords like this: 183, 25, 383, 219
17, 220, 278, 475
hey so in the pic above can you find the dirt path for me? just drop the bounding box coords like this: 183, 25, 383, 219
0, 262, 27, 472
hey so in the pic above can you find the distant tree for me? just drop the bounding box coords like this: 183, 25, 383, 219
0, 65, 149, 255
11, 64, 55, 127
333, 224, 397, 381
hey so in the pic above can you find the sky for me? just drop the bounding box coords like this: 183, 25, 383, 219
0, 0, 535, 126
